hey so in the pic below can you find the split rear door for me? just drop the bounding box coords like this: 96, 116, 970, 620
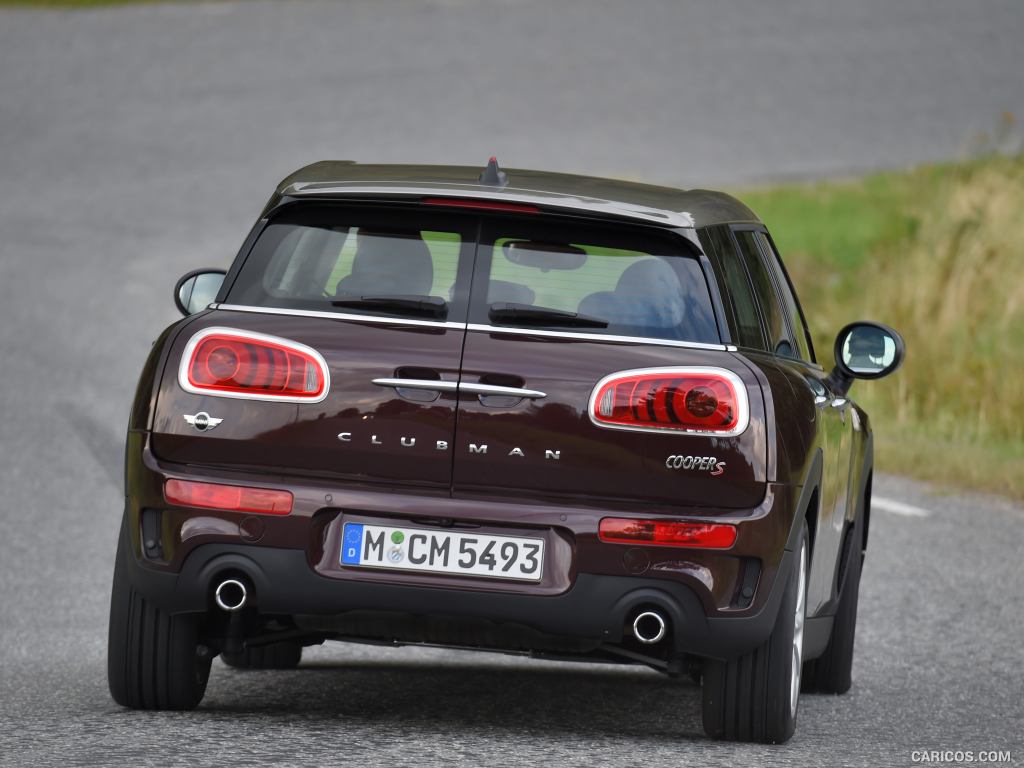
153, 203, 766, 509
450, 214, 768, 511
151, 204, 476, 491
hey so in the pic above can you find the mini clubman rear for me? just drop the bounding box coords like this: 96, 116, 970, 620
109, 159, 904, 743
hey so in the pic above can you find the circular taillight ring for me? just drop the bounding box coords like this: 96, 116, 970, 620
203, 343, 242, 383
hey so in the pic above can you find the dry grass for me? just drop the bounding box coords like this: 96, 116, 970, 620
854, 155, 1024, 497
747, 153, 1024, 499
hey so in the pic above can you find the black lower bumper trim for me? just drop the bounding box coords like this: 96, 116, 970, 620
122, 537, 793, 661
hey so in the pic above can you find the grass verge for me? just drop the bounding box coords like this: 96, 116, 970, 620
740, 153, 1024, 500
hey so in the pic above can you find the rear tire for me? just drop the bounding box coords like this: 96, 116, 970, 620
802, 523, 862, 694
221, 642, 302, 670
107, 522, 211, 710
701, 522, 808, 743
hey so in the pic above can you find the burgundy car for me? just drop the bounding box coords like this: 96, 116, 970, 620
108, 159, 904, 743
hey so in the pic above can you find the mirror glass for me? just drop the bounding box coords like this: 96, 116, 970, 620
176, 271, 225, 315
502, 240, 588, 271
840, 325, 899, 375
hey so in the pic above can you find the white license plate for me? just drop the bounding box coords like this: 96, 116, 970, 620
341, 522, 545, 582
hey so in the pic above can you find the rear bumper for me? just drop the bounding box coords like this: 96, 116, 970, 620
121, 533, 795, 660
122, 431, 800, 659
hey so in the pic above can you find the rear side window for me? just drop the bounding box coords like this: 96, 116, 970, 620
700, 227, 766, 350
473, 219, 720, 344
754, 231, 815, 363
733, 229, 798, 358
225, 206, 475, 320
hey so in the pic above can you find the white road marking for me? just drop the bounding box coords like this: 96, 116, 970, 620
873, 496, 932, 518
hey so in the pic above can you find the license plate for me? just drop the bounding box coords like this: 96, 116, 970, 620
341, 522, 545, 582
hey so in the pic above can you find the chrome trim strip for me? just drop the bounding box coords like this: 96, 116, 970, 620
282, 181, 695, 228
466, 323, 731, 352
586, 366, 750, 438
372, 379, 546, 399
459, 383, 547, 399
372, 378, 459, 393
212, 303, 465, 330
178, 326, 331, 404
209, 306, 737, 352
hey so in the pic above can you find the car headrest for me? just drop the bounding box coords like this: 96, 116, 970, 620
335, 228, 434, 297
486, 280, 536, 306
610, 259, 687, 328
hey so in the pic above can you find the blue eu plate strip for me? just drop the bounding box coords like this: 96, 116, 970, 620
341, 523, 364, 565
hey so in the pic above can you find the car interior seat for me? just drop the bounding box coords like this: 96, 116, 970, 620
577, 258, 691, 338
335, 228, 434, 297
485, 280, 536, 306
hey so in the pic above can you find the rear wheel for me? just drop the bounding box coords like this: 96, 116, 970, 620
802, 522, 862, 694
701, 522, 808, 743
107, 523, 211, 710
221, 642, 302, 670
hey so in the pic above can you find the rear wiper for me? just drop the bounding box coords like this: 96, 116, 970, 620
488, 302, 608, 328
331, 295, 448, 319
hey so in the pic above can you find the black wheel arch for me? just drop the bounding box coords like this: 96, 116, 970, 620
786, 448, 823, 557
830, 432, 873, 606
858, 433, 874, 555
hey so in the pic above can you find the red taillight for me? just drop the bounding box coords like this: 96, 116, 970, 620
599, 518, 737, 549
589, 367, 748, 436
179, 328, 329, 402
164, 479, 293, 515
422, 197, 540, 214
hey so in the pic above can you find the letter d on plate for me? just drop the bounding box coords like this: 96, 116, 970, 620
342, 523, 364, 564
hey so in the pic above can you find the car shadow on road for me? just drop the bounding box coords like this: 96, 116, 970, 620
200, 655, 707, 742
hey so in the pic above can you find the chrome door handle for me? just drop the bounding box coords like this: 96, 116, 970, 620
372, 379, 545, 399
372, 378, 459, 393
458, 383, 546, 399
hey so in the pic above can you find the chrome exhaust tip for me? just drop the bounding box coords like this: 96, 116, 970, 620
214, 578, 248, 612
632, 611, 667, 644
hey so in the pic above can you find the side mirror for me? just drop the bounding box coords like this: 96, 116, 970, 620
827, 321, 905, 396
174, 269, 226, 316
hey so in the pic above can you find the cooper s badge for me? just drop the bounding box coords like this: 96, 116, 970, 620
666, 454, 725, 476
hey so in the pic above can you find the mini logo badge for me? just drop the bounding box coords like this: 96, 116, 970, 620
184, 412, 223, 432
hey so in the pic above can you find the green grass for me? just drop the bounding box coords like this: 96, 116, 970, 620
738, 154, 1024, 500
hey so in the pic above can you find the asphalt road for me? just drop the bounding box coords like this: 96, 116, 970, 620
1, 2, 1023, 766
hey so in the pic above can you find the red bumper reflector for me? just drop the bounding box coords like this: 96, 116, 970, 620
164, 479, 293, 515
422, 197, 539, 214
599, 518, 737, 549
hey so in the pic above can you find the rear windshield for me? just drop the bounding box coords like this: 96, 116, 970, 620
224, 206, 475, 320
474, 218, 719, 343
226, 205, 720, 343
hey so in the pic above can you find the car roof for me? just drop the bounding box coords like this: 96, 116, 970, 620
272, 161, 761, 229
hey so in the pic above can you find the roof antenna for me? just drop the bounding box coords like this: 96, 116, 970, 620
479, 156, 509, 187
